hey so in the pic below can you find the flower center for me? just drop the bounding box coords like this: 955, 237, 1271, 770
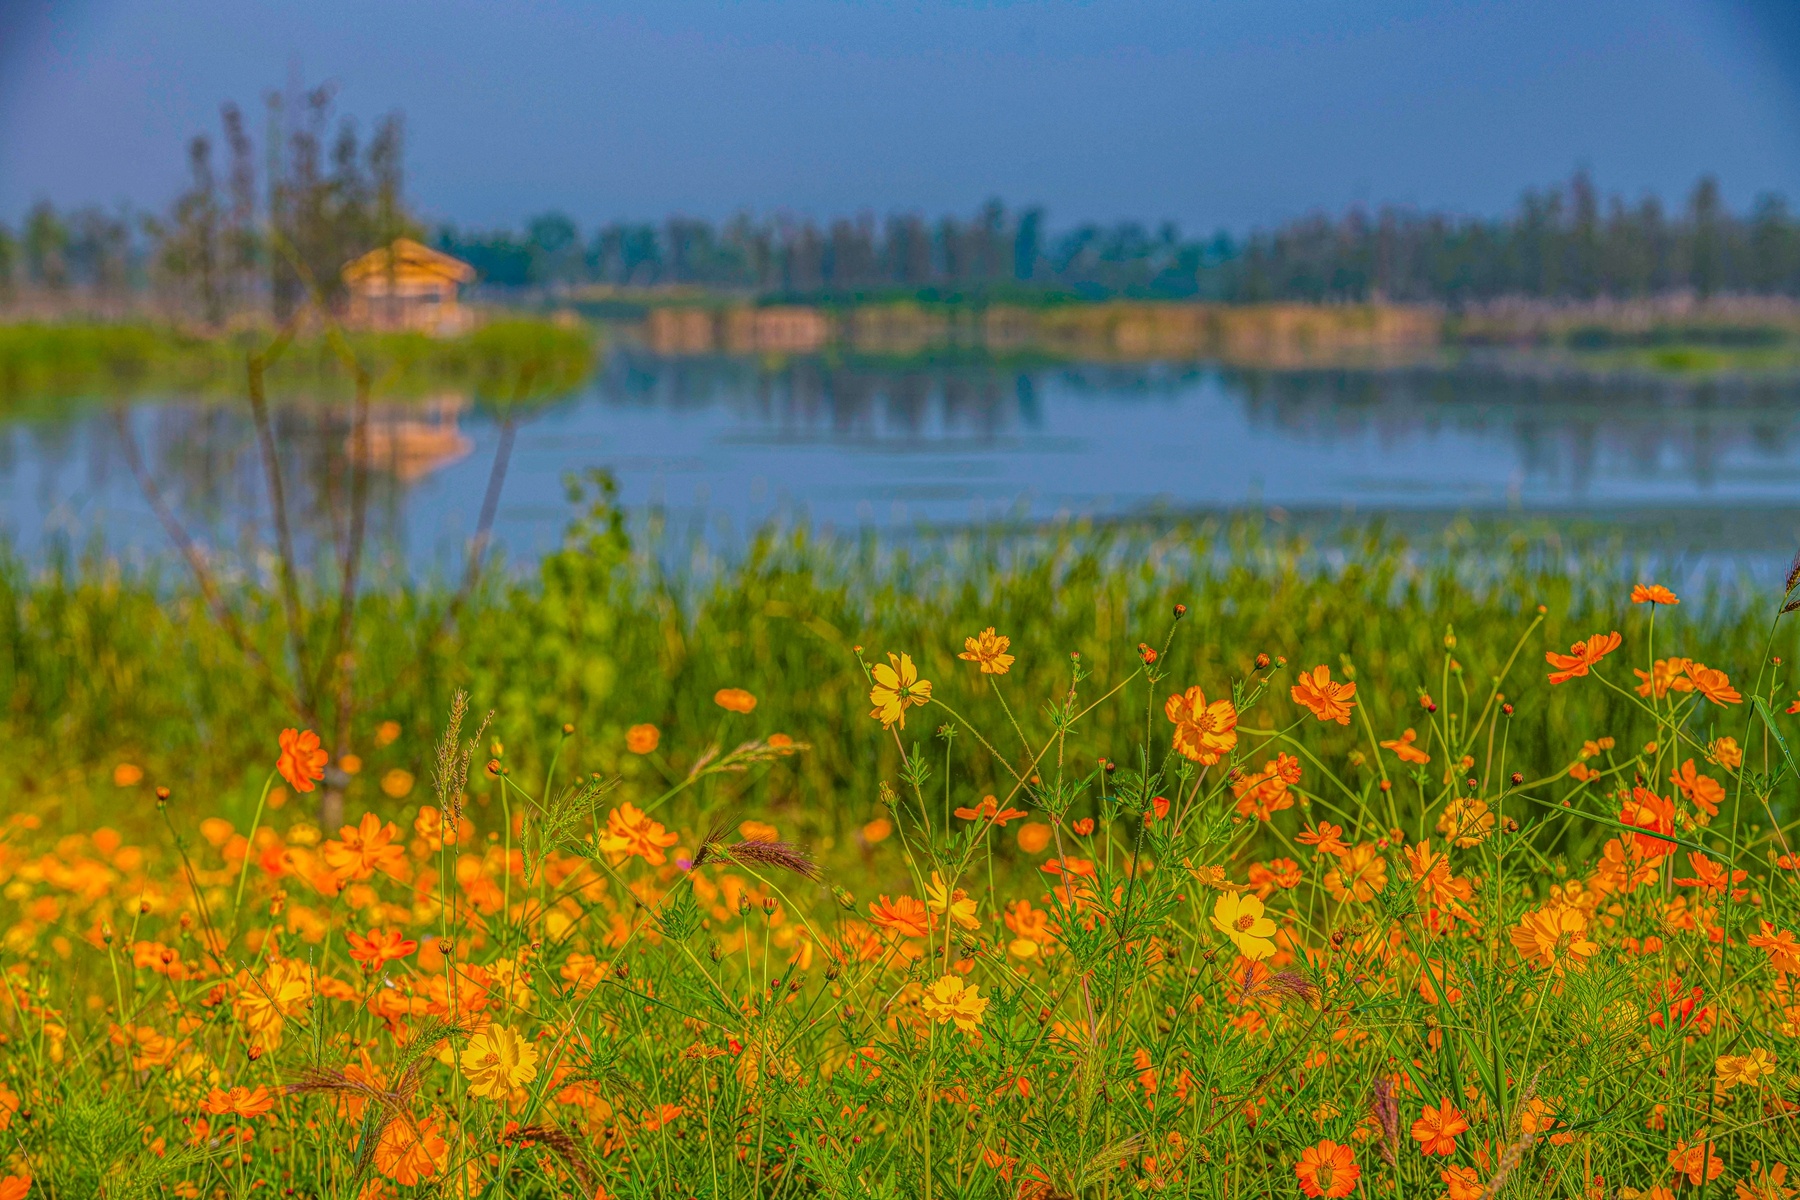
1315, 1163, 1336, 1188
1234, 915, 1257, 932
1191, 710, 1215, 734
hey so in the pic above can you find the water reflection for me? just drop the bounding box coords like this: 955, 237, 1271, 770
6, 352, 1800, 575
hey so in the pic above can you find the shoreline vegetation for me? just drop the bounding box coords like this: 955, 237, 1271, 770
10, 292, 1800, 412
0, 318, 598, 412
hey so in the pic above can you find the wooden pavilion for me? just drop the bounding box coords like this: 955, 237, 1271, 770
340, 239, 477, 336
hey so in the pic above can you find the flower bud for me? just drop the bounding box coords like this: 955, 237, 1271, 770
1173, 603, 1187, 618
1255, 653, 1271, 670
1510, 772, 1523, 786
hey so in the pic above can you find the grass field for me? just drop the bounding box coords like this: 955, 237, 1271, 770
0, 509, 1796, 1197
0, 320, 597, 416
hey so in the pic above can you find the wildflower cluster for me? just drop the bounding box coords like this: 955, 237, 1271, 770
0, 582, 1795, 1198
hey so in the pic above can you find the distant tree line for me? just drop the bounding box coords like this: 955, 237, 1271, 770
435, 173, 1800, 305
0, 81, 412, 323
8, 142, 1800, 313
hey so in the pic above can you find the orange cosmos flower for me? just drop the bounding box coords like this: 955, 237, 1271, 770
1736, 1163, 1792, 1200
1323, 843, 1387, 902
1164, 686, 1238, 764
1635, 656, 1695, 698
625, 723, 660, 754
1748, 921, 1800, 975
1380, 728, 1431, 765
1545, 631, 1621, 685
953, 795, 1029, 826
1297, 821, 1349, 857
276, 728, 329, 794
1686, 663, 1741, 706
1040, 856, 1095, 879
1440, 1165, 1484, 1200
1668, 1136, 1725, 1186
714, 687, 758, 713
347, 928, 419, 972
1291, 665, 1356, 725
1247, 858, 1302, 898
957, 627, 1015, 675
1410, 1097, 1469, 1156
1709, 736, 1742, 770
868, 895, 931, 939
1509, 905, 1596, 973
1620, 787, 1677, 857
1437, 796, 1494, 848
1232, 765, 1293, 821
597, 802, 679, 865
373, 1113, 449, 1186
1405, 839, 1475, 928
321, 813, 407, 882
1295, 1140, 1360, 1199
1670, 760, 1723, 820
202, 1086, 276, 1119
1672, 850, 1746, 897
0, 1176, 28, 1200
1632, 584, 1680, 604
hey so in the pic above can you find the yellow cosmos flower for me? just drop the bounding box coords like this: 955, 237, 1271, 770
1714, 1048, 1777, 1091
920, 975, 988, 1032
233, 958, 313, 1051
869, 653, 932, 729
926, 871, 981, 931
460, 1024, 540, 1099
957, 628, 1015, 675
1210, 891, 1277, 960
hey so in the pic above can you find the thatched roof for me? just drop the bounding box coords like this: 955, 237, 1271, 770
341, 238, 476, 285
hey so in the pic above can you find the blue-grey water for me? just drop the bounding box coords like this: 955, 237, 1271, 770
6, 348, 1800, 580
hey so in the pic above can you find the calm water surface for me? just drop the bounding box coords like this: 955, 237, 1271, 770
6, 349, 1800, 576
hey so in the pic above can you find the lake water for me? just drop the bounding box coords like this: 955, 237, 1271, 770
7, 346, 1800, 580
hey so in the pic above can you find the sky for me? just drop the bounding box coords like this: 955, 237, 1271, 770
3, 0, 1800, 235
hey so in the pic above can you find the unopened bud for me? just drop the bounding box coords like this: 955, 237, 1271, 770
1173, 603, 1187, 618
1255, 653, 1271, 670
1510, 772, 1523, 786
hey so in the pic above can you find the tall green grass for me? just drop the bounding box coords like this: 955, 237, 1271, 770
3, 498, 1790, 852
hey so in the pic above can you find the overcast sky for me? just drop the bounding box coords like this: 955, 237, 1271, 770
3, 0, 1800, 234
